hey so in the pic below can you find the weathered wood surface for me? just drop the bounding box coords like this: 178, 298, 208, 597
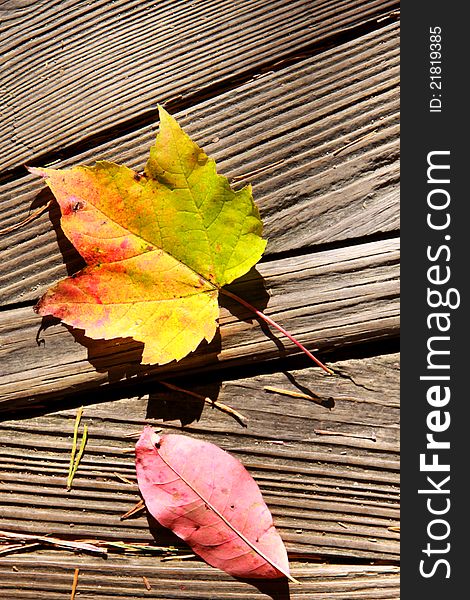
0, 354, 399, 565
0, 557, 400, 599
0, 0, 400, 597
0, 21, 399, 305
0, 0, 399, 172
0, 238, 399, 409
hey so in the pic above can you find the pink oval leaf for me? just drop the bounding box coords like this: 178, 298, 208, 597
135, 427, 294, 581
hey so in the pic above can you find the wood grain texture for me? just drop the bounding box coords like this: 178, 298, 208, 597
0, 238, 399, 409
0, 556, 400, 599
0, 22, 399, 306
0, 2, 400, 595
0, 353, 399, 566
0, 0, 399, 171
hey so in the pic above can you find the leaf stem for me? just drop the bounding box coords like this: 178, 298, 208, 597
220, 289, 333, 375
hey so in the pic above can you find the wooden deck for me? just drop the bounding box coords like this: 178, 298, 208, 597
0, 1, 399, 598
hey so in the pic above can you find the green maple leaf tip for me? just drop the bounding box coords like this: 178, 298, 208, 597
28, 106, 267, 366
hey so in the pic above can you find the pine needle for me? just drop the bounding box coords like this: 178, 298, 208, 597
69, 424, 88, 487
67, 409, 88, 491
67, 407, 83, 490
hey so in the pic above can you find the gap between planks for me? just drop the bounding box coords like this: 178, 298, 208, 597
0, 353, 399, 562
0, 238, 399, 408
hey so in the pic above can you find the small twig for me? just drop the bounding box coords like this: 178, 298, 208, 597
70, 568, 79, 600
264, 386, 320, 401
331, 129, 378, 157
388, 526, 400, 533
231, 159, 285, 182
123, 429, 160, 439
121, 447, 136, 454
161, 381, 248, 427
113, 472, 136, 485
120, 499, 145, 521
161, 553, 196, 562
142, 576, 152, 591
314, 428, 376, 442
0, 542, 42, 556
0, 531, 106, 556
0, 200, 53, 236
105, 541, 177, 554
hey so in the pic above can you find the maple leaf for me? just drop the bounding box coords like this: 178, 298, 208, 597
28, 107, 267, 365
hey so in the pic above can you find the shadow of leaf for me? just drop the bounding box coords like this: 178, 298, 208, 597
283, 371, 335, 410
221, 268, 286, 357
68, 326, 145, 383
147, 514, 291, 599
146, 511, 194, 553
31, 189, 85, 275
234, 576, 291, 599
146, 381, 222, 427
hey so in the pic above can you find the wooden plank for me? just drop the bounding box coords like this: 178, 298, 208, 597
0, 23, 399, 305
0, 0, 399, 171
0, 353, 399, 565
0, 238, 399, 409
0, 555, 400, 599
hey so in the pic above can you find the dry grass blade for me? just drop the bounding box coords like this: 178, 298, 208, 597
331, 129, 378, 156
230, 159, 285, 182
105, 541, 178, 554
0, 530, 107, 556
